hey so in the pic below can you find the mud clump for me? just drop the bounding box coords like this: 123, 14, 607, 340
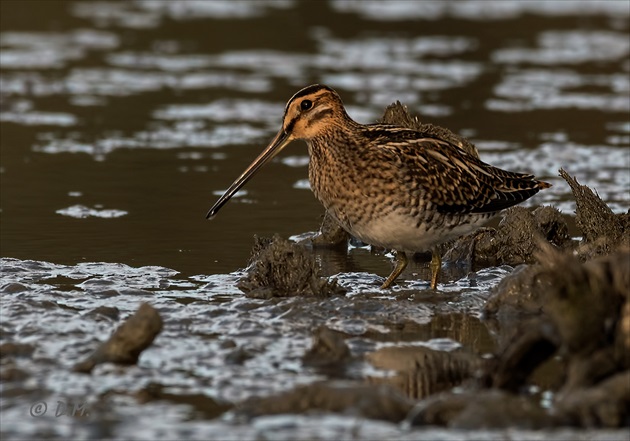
486, 170, 629, 317
408, 389, 563, 429
238, 381, 414, 423
135, 382, 233, 419
302, 326, 351, 368
485, 246, 628, 391
443, 205, 572, 267
74, 303, 162, 374
237, 235, 346, 298
298, 211, 350, 248
0, 342, 35, 358
559, 168, 629, 260
556, 371, 630, 427
0, 342, 35, 382
475, 171, 630, 429
409, 248, 629, 429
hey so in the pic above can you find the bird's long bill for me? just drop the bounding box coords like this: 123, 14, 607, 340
206, 129, 291, 219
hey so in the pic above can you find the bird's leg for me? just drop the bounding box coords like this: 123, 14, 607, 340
381, 251, 408, 289
429, 248, 441, 289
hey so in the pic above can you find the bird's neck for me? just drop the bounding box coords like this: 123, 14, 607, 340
306, 117, 365, 201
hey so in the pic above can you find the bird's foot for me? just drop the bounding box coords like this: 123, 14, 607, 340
380, 251, 408, 289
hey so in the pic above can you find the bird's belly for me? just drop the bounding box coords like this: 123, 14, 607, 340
343, 210, 489, 253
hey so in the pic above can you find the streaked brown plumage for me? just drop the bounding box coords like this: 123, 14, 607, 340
207, 84, 551, 289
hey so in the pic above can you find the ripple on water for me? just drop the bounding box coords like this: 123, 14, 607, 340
72, 0, 294, 29
315, 33, 478, 64
153, 99, 282, 124
0, 69, 272, 97
493, 31, 630, 65
56, 204, 128, 219
32, 122, 269, 160
107, 52, 213, 72
488, 69, 630, 113
0, 30, 119, 69
0, 110, 77, 127
331, 0, 630, 21
479, 141, 629, 213
0, 99, 78, 127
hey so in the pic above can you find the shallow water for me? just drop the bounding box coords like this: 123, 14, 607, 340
1, 1, 629, 439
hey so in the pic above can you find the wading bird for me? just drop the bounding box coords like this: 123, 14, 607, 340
207, 85, 550, 289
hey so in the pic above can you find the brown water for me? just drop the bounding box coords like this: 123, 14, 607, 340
1, 1, 629, 439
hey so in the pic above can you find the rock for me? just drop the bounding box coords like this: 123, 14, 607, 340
73, 303, 162, 373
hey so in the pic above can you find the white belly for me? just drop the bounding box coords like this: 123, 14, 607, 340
342, 210, 489, 253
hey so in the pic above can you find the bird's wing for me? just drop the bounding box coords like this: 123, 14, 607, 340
365, 128, 547, 215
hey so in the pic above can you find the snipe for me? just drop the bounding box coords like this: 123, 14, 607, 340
207, 84, 551, 289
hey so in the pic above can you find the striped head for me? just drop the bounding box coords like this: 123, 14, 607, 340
206, 84, 348, 219
281, 84, 349, 140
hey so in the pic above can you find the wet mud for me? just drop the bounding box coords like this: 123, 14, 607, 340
230, 166, 629, 430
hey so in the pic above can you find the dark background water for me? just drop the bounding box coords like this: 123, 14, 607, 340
1, 0, 628, 278
1, 1, 629, 439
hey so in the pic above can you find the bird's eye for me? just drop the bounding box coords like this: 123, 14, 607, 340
300, 100, 313, 111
